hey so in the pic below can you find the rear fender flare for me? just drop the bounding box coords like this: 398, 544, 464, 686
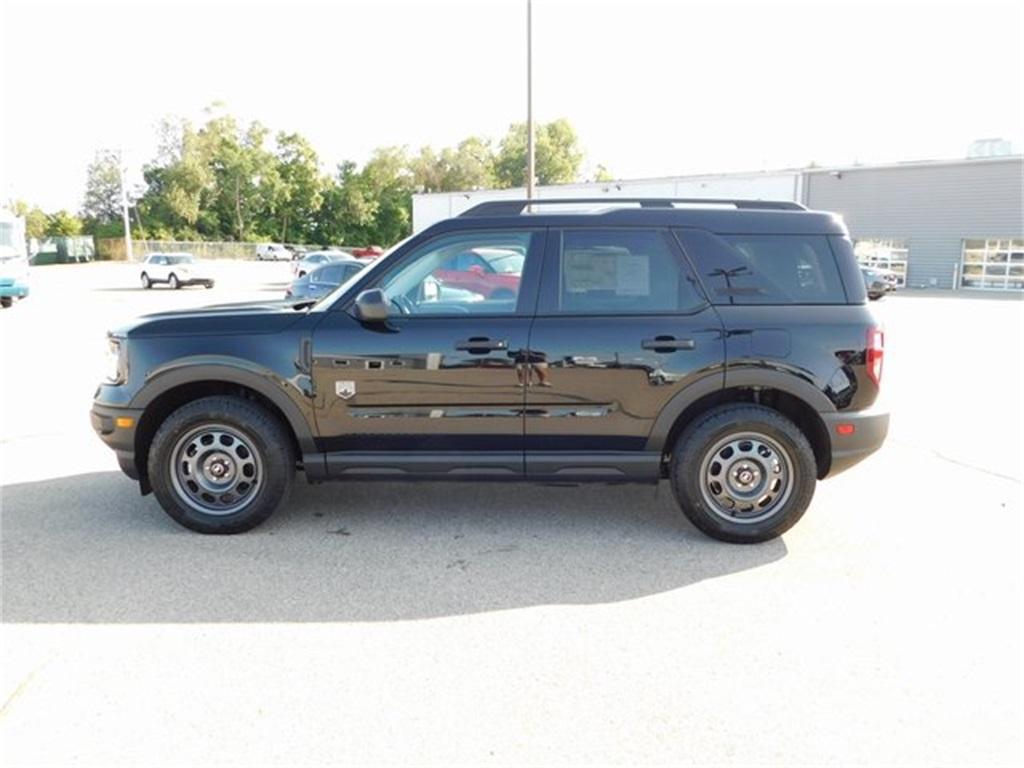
645, 368, 835, 452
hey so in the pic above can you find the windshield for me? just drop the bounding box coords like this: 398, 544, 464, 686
0, 223, 14, 247
312, 235, 414, 309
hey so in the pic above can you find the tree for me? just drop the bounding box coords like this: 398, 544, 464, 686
46, 210, 84, 236
494, 118, 584, 188
313, 161, 377, 246
82, 149, 123, 226
593, 164, 614, 183
137, 118, 215, 238
9, 200, 48, 240
410, 136, 496, 193
359, 147, 414, 245
273, 132, 323, 243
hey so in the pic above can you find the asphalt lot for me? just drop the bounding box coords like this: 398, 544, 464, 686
1, 262, 1021, 766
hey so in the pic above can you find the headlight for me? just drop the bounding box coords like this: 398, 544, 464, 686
105, 337, 125, 384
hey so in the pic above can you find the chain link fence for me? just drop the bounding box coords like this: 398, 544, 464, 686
95, 239, 342, 262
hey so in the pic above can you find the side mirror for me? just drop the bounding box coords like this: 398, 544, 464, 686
352, 288, 389, 323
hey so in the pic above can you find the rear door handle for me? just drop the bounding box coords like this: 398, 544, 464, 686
641, 336, 696, 352
455, 337, 508, 353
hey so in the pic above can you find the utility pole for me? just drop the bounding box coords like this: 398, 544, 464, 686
526, 0, 535, 202
119, 149, 134, 262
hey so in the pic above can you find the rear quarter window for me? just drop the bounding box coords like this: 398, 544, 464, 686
674, 229, 848, 305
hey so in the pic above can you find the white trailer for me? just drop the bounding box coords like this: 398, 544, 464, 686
412, 170, 803, 232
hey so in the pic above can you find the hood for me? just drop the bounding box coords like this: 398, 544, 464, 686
113, 298, 314, 338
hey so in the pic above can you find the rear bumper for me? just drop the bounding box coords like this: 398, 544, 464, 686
0, 280, 29, 298
90, 402, 144, 480
820, 406, 890, 477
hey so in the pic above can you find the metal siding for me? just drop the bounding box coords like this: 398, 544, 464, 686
804, 159, 1023, 289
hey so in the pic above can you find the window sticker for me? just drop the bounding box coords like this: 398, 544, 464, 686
616, 253, 649, 296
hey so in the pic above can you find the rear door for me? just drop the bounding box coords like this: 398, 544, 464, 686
524, 227, 725, 480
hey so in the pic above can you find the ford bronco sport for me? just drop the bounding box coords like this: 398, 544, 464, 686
91, 198, 889, 543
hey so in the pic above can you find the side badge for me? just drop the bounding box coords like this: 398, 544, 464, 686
335, 380, 356, 400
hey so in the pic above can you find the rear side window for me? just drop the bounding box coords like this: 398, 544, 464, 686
674, 229, 847, 305
542, 228, 706, 315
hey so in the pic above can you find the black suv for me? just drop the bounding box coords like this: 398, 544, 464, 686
91, 198, 888, 543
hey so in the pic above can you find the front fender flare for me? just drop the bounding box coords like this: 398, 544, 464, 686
130, 356, 318, 455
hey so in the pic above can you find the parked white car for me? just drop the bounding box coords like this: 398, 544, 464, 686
291, 250, 350, 278
255, 243, 291, 261
139, 253, 214, 290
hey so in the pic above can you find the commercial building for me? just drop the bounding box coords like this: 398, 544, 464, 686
411, 154, 1023, 291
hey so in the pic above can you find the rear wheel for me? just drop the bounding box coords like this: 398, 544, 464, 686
0, 297, 12, 309
140, 272, 151, 289
147, 396, 295, 533
670, 405, 817, 543
168, 273, 180, 290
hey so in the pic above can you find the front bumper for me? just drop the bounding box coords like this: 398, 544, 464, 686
820, 406, 890, 477
91, 402, 144, 480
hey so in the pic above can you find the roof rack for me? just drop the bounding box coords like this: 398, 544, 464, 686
459, 197, 806, 217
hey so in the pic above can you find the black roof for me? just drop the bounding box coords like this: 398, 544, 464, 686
426, 198, 847, 236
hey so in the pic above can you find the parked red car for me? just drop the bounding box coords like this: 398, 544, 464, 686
432, 247, 523, 299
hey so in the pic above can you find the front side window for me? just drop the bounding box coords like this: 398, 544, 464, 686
375, 230, 535, 315
674, 229, 847, 305
542, 228, 705, 315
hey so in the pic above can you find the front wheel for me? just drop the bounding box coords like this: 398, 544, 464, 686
140, 272, 151, 289
147, 396, 295, 533
168, 273, 180, 290
0, 296, 12, 309
670, 405, 817, 543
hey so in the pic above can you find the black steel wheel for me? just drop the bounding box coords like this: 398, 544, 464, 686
670, 404, 817, 543
148, 396, 294, 533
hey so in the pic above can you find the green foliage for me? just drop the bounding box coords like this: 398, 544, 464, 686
63, 107, 599, 247
274, 132, 324, 243
46, 210, 85, 236
9, 200, 49, 240
495, 118, 583, 187
82, 149, 124, 226
410, 136, 496, 193
593, 164, 614, 183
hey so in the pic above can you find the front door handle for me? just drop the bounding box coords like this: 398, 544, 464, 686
455, 337, 508, 353
641, 336, 696, 352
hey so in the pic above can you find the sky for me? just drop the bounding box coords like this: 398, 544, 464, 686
1, 0, 1022, 212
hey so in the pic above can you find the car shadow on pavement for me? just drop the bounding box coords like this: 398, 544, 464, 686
1, 471, 787, 624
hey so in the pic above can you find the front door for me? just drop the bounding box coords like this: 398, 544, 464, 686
311, 228, 545, 478
524, 227, 725, 479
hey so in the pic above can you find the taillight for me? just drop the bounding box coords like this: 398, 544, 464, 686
866, 327, 884, 387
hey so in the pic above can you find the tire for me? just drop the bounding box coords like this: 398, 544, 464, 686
168, 273, 180, 290
147, 396, 295, 534
205, 281, 215, 289
140, 273, 151, 289
670, 404, 817, 543
0, 296, 12, 309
